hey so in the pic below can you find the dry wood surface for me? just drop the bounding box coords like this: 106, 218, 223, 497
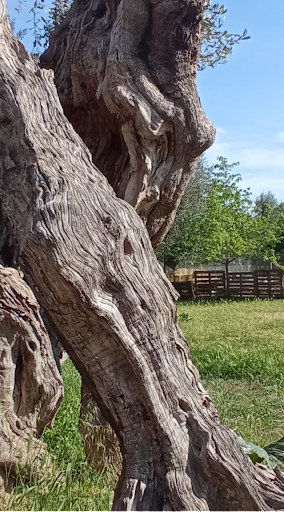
41, 0, 215, 247
0, 266, 63, 493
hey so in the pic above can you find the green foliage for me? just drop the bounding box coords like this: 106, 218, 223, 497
265, 437, 284, 466
238, 421, 284, 469
237, 433, 284, 469
237, 434, 277, 469
197, 158, 284, 268
252, 193, 284, 265
254, 191, 279, 216
200, 2, 250, 71
155, 156, 212, 267
270, 202, 284, 264
157, 157, 284, 271
195, 157, 254, 265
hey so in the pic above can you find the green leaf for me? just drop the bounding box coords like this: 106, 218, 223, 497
237, 433, 276, 469
264, 437, 284, 466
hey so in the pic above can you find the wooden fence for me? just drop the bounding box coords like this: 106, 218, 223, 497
169, 270, 284, 300
195, 271, 226, 299
228, 272, 256, 299
256, 271, 284, 299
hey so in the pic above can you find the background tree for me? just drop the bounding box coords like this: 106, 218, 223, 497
155, 156, 212, 269
255, 191, 279, 216
254, 191, 284, 265
195, 158, 274, 279
269, 201, 284, 265
158, 158, 284, 286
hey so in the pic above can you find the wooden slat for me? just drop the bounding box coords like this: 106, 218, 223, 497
171, 270, 284, 300
194, 271, 225, 299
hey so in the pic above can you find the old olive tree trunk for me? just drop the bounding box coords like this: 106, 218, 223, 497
1, 0, 284, 509
41, 0, 217, 467
0, 266, 63, 493
40, 0, 215, 247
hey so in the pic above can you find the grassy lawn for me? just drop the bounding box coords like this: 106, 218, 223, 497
178, 299, 284, 447
8, 299, 284, 510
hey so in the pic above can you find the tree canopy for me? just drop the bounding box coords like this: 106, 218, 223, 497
255, 191, 279, 216
157, 157, 284, 272
155, 156, 212, 267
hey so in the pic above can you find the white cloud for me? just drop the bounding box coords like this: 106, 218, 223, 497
206, 142, 284, 170
241, 174, 284, 202
216, 127, 227, 135
204, 137, 284, 200
240, 148, 284, 169
277, 131, 284, 142
205, 142, 233, 162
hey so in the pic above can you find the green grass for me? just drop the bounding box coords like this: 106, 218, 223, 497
178, 299, 284, 447
8, 359, 116, 511
7, 299, 284, 509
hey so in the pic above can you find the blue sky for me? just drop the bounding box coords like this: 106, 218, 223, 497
6, 0, 284, 202
198, 0, 284, 201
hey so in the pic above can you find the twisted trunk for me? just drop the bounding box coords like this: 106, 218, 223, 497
1, 2, 284, 510
40, 0, 215, 247
41, 0, 216, 460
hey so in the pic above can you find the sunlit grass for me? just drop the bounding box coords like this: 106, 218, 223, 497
7, 359, 116, 511
7, 299, 284, 509
178, 299, 284, 446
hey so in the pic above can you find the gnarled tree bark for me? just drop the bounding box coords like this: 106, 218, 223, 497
1, 2, 284, 510
40, 0, 215, 247
41, 0, 216, 463
0, 266, 63, 493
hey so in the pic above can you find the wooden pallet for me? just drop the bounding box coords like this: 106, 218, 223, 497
194, 271, 226, 298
